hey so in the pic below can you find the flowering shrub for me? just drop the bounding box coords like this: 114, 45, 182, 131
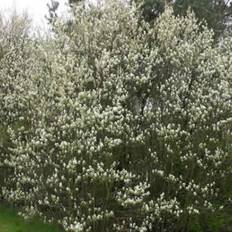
1, 2, 232, 231
0, 14, 34, 196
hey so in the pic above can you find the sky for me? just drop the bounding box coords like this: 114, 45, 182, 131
0, 0, 70, 30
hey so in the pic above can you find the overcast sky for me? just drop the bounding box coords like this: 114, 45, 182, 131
0, 0, 70, 30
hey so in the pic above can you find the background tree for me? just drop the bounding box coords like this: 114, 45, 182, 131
174, 0, 232, 38
133, 0, 232, 38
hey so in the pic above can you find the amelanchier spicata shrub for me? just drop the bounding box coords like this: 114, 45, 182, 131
1, 1, 232, 231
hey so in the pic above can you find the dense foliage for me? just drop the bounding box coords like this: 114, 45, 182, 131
0, 2, 232, 231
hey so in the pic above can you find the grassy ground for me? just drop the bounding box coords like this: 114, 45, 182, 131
0, 204, 64, 232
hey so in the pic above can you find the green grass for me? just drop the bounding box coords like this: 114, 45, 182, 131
1, 203, 231, 232
0, 204, 64, 232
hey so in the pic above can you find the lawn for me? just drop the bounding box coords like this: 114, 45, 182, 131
0, 204, 64, 232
